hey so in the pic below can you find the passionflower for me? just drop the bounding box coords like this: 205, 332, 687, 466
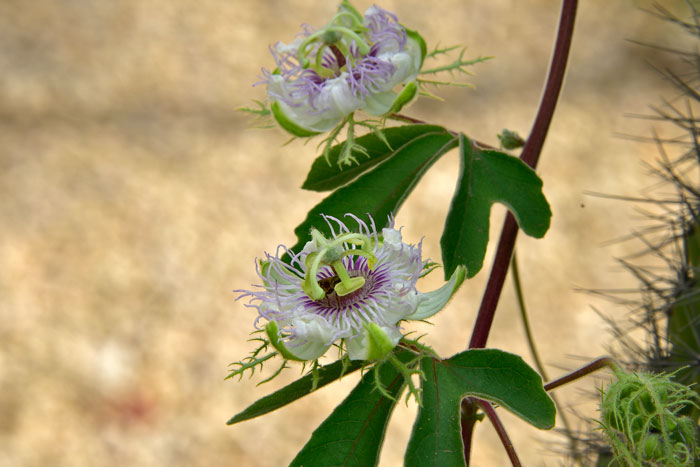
238, 214, 465, 361
261, 1, 426, 136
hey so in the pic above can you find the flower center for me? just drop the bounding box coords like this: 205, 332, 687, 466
317, 265, 375, 310
296, 8, 371, 74
301, 228, 377, 301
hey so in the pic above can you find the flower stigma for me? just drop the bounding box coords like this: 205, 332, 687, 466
302, 227, 376, 300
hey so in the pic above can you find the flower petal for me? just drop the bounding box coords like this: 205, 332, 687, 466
265, 318, 333, 361
405, 265, 466, 320
362, 90, 398, 116
382, 51, 416, 86
325, 75, 363, 116
346, 322, 402, 361
381, 288, 422, 325
270, 100, 321, 137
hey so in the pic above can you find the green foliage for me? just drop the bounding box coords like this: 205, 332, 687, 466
302, 124, 450, 192
441, 134, 551, 279
226, 335, 277, 381
227, 357, 365, 425
230, 3, 581, 465
598, 370, 700, 466
419, 48, 492, 76
237, 99, 274, 128
289, 350, 414, 467
425, 43, 462, 60
379, 351, 424, 405
318, 116, 373, 168
414, 44, 491, 99
405, 349, 556, 467
287, 125, 458, 259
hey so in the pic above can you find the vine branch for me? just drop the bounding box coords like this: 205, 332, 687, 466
544, 357, 620, 392
462, 0, 578, 463
469, 0, 577, 349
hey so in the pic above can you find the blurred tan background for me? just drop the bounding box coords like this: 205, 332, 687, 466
0, 0, 691, 465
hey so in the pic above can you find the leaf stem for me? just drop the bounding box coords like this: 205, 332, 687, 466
477, 400, 522, 467
462, 0, 578, 462
460, 400, 480, 466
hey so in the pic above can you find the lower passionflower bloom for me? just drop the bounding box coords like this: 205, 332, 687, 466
261, 2, 426, 136
238, 214, 465, 361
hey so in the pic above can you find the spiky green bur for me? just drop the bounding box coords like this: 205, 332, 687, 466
599, 370, 700, 466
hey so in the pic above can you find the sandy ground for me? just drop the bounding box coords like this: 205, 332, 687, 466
0, 0, 692, 465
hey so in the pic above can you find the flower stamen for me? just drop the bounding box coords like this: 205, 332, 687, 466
330, 259, 364, 296
329, 9, 364, 29
301, 227, 376, 300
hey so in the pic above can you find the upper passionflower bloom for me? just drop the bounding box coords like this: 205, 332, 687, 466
238, 214, 465, 361
261, 2, 426, 136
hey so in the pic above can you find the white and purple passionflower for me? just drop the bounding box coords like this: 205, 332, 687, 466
238, 214, 465, 361
261, 2, 426, 136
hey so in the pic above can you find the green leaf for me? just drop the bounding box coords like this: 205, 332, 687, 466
290, 351, 413, 467
441, 134, 551, 279
288, 128, 458, 258
227, 358, 364, 425
405, 349, 555, 467
302, 125, 454, 192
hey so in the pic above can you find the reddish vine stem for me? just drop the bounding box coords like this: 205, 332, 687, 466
461, 0, 578, 463
478, 400, 522, 467
469, 0, 578, 349
544, 357, 620, 392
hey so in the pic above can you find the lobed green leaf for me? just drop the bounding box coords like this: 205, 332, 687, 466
441, 134, 551, 279
405, 349, 556, 467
